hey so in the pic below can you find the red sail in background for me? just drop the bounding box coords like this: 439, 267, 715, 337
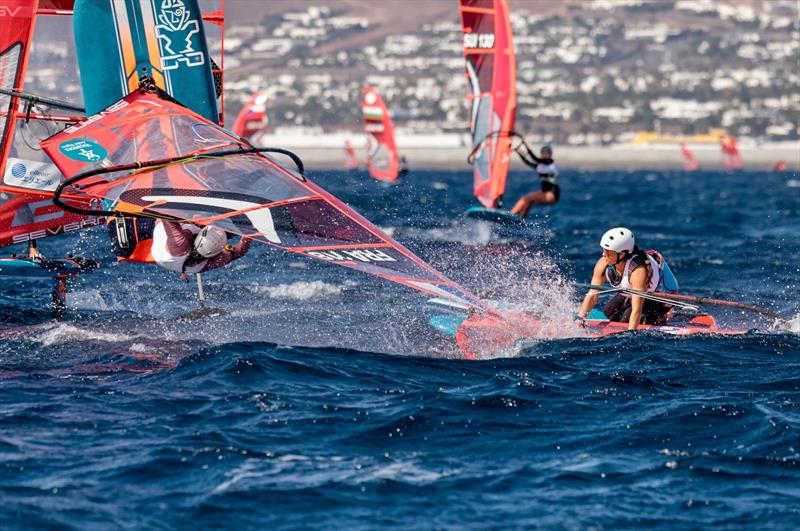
362, 87, 399, 183
680, 143, 698, 171
720, 135, 742, 169
0, 1, 101, 248
42, 90, 493, 312
0, 191, 100, 247
1, 0, 83, 195
0, 0, 38, 175
460, 0, 517, 209
343, 139, 358, 169
231, 91, 268, 141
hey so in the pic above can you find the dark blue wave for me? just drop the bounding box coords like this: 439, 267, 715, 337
1, 169, 799, 528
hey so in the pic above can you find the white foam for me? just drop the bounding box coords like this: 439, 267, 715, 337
255, 280, 353, 300
355, 460, 446, 484
415, 223, 494, 245
786, 179, 800, 188
781, 314, 800, 333
67, 289, 123, 311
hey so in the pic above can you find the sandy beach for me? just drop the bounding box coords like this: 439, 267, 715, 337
261, 136, 799, 171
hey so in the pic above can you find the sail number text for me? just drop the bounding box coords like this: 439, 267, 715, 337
463, 33, 495, 49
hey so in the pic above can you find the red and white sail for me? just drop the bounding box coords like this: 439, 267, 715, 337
459, 0, 517, 209
0, 1, 101, 247
42, 89, 492, 312
680, 143, 698, 171
0, 191, 100, 246
0, 0, 40, 183
362, 87, 399, 183
231, 91, 268, 141
720, 135, 742, 169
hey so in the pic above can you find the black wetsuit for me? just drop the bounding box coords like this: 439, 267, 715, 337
516, 146, 560, 201
108, 217, 155, 258
602, 253, 671, 325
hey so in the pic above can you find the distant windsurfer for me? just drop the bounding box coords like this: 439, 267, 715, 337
510, 144, 559, 219
576, 228, 676, 331
109, 218, 251, 279
398, 155, 409, 177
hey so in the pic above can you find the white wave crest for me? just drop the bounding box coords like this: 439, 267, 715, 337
34, 323, 134, 347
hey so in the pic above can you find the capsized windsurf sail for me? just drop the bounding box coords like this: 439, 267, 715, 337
680, 143, 698, 171
231, 91, 267, 141
454, 310, 746, 359
362, 87, 399, 183
459, 0, 517, 209
41, 88, 492, 312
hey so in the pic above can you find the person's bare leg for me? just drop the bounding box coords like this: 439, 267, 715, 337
510, 191, 556, 219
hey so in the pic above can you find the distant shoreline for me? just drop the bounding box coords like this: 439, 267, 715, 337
281, 144, 800, 171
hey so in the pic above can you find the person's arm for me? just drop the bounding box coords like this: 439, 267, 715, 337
229, 236, 252, 259
201, 237, 252, 272
627, 266, 649, 330
578, 258, 607, 320
162, 221, 194, 256
515, 144, 539, 167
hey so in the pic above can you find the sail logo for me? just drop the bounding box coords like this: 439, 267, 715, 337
65, 99, 129, 134
306, 249, 397, 263
0, 6, 22, 16
463, 33, 495, 49
3, 157, 61, 191
155, 0, 205, 71
11, 217, 101, 243
133, 190, 282, 244
58, 139, 108, 163
10, 163, 26, 179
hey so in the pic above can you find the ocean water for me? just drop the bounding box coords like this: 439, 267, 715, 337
1, 168, 799, 528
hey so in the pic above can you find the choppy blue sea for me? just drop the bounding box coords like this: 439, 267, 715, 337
1, 167, 799, 529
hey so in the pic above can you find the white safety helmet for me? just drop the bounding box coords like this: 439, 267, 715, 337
600, 227, 635, 253
194, 226, 228, 257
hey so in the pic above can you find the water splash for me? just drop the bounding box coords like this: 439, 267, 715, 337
254, 280, 355, 301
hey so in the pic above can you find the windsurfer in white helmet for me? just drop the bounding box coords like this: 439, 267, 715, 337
510, 144, 559, 219
576, 227, 675, 330
150, 220, 251, 280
